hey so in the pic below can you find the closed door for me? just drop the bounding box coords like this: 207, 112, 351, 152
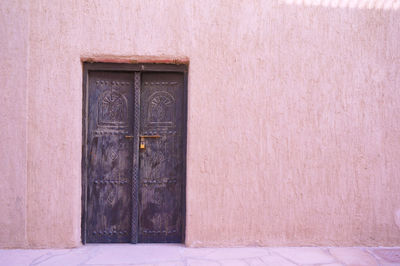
82, 64, 187, 243
139, 72, 185, 243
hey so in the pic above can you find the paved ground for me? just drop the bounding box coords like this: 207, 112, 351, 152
1, 244, 400, 266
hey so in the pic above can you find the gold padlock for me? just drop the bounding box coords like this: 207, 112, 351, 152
140, 137, 145, 149
139, 135, 161, 150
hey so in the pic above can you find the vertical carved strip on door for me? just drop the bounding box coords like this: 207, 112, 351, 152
131, 72, 141, 243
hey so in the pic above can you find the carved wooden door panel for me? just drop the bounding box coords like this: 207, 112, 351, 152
86, 71, 134, 243
83, 64, 186, 244
139, 72, 185, 243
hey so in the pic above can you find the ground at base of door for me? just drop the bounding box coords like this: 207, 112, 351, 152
1, 244, 400, 266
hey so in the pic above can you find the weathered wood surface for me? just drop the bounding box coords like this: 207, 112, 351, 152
139, 72, 185, 243
86, 71, 134, 243
84, 66, 186, 244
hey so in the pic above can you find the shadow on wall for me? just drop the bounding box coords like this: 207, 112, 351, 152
281, 0, 400, 10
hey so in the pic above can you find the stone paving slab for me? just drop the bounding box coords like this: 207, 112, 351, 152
0, 244, 399, 266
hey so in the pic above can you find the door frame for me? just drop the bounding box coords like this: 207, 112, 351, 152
81, 62, 188, 244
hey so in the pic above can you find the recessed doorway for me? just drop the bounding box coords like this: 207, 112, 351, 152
81, 63, 187, 243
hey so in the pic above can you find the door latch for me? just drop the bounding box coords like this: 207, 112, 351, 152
139, 135, 161, 150
124, 135, 160, 149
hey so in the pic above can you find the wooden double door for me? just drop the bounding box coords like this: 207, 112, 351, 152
82, 63, 187, 243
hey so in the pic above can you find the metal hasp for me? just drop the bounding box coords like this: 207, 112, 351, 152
139, 135, 161, 150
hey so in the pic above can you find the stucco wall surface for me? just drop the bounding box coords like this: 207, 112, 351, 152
0, 0, 29, 248
2, 0, 400, 247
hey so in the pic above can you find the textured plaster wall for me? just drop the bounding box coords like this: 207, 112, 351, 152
1, 0, 400, 247
0, 0, 29, 248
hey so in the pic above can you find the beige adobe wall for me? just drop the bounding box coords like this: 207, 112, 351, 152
1, 0, 400, 247
0, 0, 29, 248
